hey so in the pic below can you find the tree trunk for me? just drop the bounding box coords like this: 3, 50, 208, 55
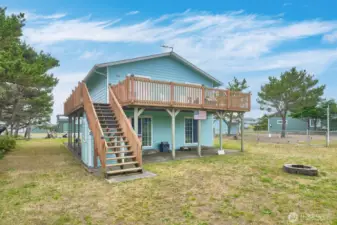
25, 121, 32, 140
14, 125, 19, 137
281, 116, 286, 138
314, 119, 317, 131
227, 121, 232, 136
24, 128, 28, 138
227, 113, 233, 136
10, 124, 13, 136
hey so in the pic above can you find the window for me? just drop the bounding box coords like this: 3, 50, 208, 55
277, 120, 288, 125
185, 118, 198, 144
131, 117, 152, 147
309, 119, 321, 128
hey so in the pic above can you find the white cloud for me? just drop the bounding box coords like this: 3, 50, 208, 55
126, 11, 140, 16
79, 50, 103, 59
7, 10, 66, 20
20, 10, 337, 120
323, 31, 337, 43
23, 11, 337, 64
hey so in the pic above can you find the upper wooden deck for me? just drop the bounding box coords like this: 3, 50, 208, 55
64, 77, 251, 115
111, 76, 251, 112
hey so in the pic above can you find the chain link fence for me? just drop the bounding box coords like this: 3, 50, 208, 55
243, 129, 332, 147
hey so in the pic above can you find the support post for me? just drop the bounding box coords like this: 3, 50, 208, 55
216, 112, 224, 150
166, 109, 180, 159
197, 119, 201, 157
134, 108, 139, 135
172, 110, 176, 159
240, 113, 244, 152
77, 112, 81, 155
133, 107, 145, 135
68, 116, 71, 147
327, 104, 330, 147
73, 114, 76, 150
219, 117, 223, 150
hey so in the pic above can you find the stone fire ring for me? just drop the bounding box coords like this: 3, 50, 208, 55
283, 164, 318, 176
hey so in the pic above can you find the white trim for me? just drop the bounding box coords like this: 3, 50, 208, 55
130, 115, 153, 148
184, 117, 198, 145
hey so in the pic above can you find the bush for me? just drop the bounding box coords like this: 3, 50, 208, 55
0, 135, 16, 155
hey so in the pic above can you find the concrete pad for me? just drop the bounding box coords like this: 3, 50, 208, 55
106, 170, 157, 183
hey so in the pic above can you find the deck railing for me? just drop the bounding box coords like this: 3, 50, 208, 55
64, 82, 83, 115
108, 86, 142, 166
64, 82, 107, 168
82, 83, 107, 168
111, 76, 251, 111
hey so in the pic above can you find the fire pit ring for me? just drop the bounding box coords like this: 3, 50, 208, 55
283, 164, 318, 176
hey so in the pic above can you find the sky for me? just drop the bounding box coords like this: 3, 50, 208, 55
3, 0, 337, 122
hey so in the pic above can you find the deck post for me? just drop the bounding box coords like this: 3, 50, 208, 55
216, 112, 224, 150
197, 119, 201, 157
68, 115, 72, 148
133, 107, 144, 135
73, 114, 76, 151
77, 111, 81, 155
166, 109, 180, 159
240, 113, 244, 152
219, 116, 223, 150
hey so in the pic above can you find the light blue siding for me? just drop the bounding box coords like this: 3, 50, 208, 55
86, 70, 107, 103
268, 117, 308, 132
214, 120, 239, 135
108, 56, 215, 87
125, 110, 214, 150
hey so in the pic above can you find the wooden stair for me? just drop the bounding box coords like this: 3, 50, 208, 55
93, 103, 142, 176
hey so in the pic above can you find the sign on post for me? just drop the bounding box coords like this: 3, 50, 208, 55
194, 111, 207, 120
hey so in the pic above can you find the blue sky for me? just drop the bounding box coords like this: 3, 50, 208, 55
3, 0, 337, 122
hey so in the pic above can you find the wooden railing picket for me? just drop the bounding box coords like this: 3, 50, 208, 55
110, 76, 250, 111
109, 86, 142, 166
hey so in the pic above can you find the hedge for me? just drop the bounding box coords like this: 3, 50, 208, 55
0, 135, 16, 158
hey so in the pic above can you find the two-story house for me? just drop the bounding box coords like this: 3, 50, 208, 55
64, 52, 250, 176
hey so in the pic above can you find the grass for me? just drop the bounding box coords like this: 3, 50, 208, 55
0, 139, 337, 224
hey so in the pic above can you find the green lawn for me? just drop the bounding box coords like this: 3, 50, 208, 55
1, 139, 337, 225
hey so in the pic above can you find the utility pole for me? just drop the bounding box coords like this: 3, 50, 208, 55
327, 104, 330, 147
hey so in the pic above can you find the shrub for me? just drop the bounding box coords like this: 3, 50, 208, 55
0, 135, 16, 154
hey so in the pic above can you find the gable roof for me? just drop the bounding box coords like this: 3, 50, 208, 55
83, 52, 223, 86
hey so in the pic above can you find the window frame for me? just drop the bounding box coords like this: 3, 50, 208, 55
184, 117, 199, 144
130, 116, 153, 148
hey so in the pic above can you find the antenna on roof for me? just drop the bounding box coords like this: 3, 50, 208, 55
161, 45, 173, 52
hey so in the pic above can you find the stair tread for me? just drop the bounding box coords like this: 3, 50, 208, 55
106, 150, 133, 154
106, 161, 138, 167
107, 140, 129, 143
107, 145, 131, 148
106, 167, 142, 175
106, 155, 136, 160
104, 131, 123, 134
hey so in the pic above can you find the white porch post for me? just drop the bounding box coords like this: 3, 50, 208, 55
166, 109, 180, 159
197, 119, 201, 157
216, 112, 224, 150
241, 113, 244, 152
133, 107, 144, 135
